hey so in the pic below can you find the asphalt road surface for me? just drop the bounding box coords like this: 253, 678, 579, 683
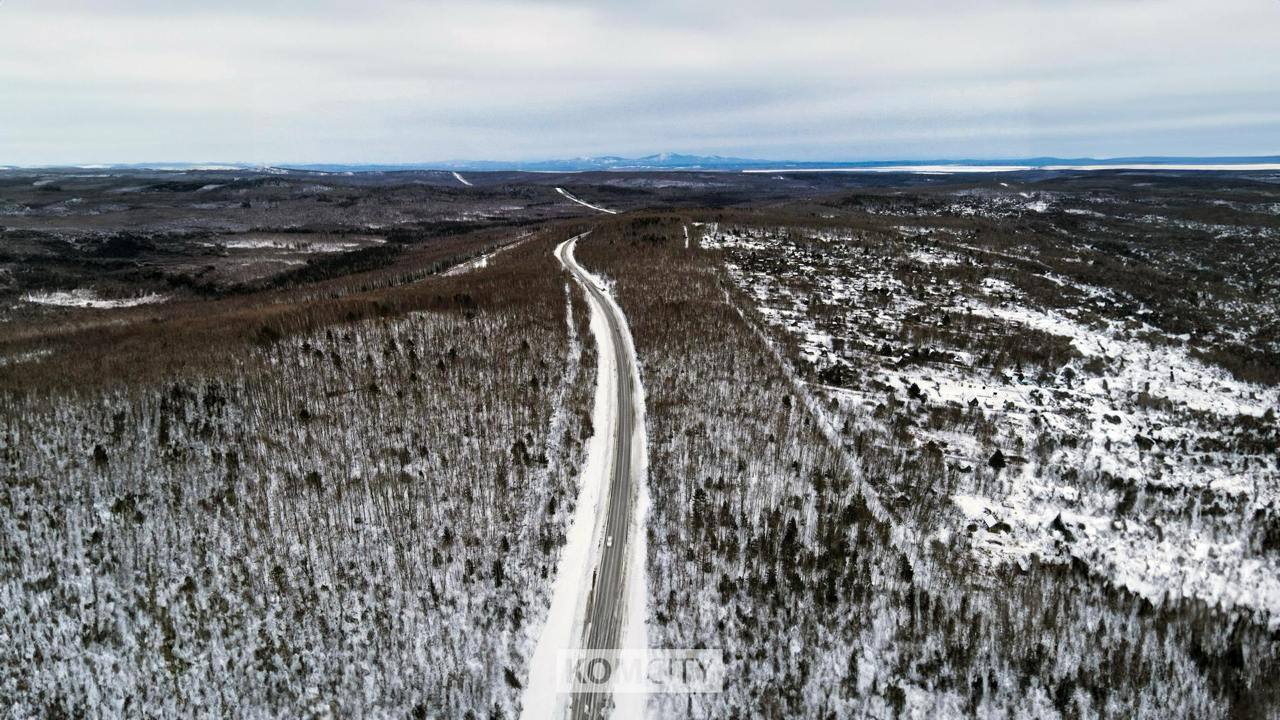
556, 235, 637, 720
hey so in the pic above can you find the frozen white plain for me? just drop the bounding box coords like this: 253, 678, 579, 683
1041, 163, 1280, 171
743, 164, 1280, 174
743, 166, 1037, 173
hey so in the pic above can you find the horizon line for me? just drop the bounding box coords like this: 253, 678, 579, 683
5, 153, 1280, 172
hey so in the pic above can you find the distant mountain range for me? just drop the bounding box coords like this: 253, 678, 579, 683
290, 154, 1280, 173
6, 154, 1280, 173
282, 154, 772, 172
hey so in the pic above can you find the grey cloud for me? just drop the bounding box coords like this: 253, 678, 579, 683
1, 0, 1277, 164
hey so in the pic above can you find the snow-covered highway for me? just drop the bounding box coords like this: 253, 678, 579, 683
523, 232, 648, 720
556, 187, 618, 214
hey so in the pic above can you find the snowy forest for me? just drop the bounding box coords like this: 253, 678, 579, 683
1, 232, 596, 717
3, 167, 1278, 719
577, 208, 1278, 718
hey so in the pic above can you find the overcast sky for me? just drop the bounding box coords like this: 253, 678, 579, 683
1, 0, 1277, 164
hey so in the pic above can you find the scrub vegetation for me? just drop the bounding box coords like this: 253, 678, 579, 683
3, 168, 1278, 718
1, 231, 596, 717
577, 200, 1278, 718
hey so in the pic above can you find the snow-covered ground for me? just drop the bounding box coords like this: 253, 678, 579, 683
23, 289, 168, 308
218, 237, 381, 252
933, 296, 1280, 623
0, 348, 52, 366
442, 233, 532, 277
701, 221, 1280, 629
452, 171, 473, 187
579, 217, 1275, 718
3, 298, 591, 716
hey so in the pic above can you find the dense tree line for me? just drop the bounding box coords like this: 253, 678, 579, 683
1, 238, 595, 717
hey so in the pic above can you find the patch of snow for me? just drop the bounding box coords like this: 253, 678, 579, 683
980, 277, 1017, 296
701, 222, 1280, 628
908, 248, 960, 267
23, 289, 168, 309
0, 349, 52, 367
222, 239, 362, 253
1065, 208, 1108, 219
442, 233, 532, 277
968, 300, 1277, 417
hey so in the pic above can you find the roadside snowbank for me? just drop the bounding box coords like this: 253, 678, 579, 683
523, 234, 619, 719
579, 247, 651, 720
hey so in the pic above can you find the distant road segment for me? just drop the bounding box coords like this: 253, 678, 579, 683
557, 187, 618, 214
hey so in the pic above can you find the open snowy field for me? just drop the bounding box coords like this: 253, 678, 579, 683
699, 184, 1280, 636
579, 212, 1280, 718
